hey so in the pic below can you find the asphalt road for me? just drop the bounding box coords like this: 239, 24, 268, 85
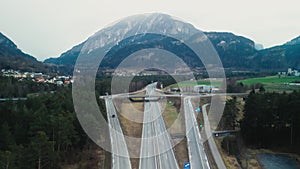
202, 103, 226, 169
139, 84, 180, 169
184, 97, 210, 169
103, 84, 235, 169
105, 98, 132, 169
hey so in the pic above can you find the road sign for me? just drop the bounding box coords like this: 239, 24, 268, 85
195, 107, 201, 112
184, 162, 190, 169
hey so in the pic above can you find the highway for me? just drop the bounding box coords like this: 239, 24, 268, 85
102, 84, 243, 169
202, 103, 226, 169
184, 97, 210, 169
105, 98, 132, 169
139, 83, 180, 169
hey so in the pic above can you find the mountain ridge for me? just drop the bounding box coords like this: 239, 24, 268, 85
1, 13, 299, 74
0, 32, 53, 73
44, 13, 260, 72
285, 36, 300, 46
44, 13, 300, 73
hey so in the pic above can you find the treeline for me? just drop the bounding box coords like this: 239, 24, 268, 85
0, 90, 91, 169
218, 98, 239, 130
0, 74, 192, 169
226, 78, 266, 93
241, 90, 300, 150
130, 75, 177, 92
0, 76, 62, 98
95, 75, 177, 94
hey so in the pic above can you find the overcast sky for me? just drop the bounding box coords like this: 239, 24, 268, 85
1, 0, 299, 61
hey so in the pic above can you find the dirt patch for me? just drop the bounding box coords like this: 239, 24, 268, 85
162, 98, 188, 167
173, 138, 189, 168
61, 143, 104, 169
238, 149, 262, 169
130, 158, 140, 169
203, 141, 218, 169
214, 137, 241, 169
104, 151, 112, 169
162, 98, 185, 135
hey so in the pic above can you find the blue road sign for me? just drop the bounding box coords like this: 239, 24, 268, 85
184, 162, 190, 169
195, 107, 201, 112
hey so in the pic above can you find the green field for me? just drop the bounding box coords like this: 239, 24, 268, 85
169, 80, 222, 88
167, 76, 300, 92
239, 76, 300, 92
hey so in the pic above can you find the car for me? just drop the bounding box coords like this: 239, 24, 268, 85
112, 114, 115, 118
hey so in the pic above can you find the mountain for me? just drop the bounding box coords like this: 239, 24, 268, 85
44, 13, 201, 71
0, 32, 52, 73
44, 13, 300, 73
204, 32, 257, 69
258, 41, 300, 70
285, 36, 300, 46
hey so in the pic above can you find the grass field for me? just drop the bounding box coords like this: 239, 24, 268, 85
239, 76, 300, 92
239, 76, 300, 85
169, 79, 222, 88
167, 76, 300, 92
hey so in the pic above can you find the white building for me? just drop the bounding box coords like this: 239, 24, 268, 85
194, 85, 219, 93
